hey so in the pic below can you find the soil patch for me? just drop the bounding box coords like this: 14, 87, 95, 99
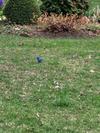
0, 23, 100, 38
20, 26, 100, 38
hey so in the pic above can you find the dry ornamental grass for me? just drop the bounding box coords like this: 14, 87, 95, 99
38, 13, 90, 32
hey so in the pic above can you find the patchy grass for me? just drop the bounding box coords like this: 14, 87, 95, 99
0, 35, 100, 133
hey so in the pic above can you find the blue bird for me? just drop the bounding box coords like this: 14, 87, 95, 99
36, 56, 43, 63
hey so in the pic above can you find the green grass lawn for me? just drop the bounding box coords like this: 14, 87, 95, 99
0, 35, 100, 133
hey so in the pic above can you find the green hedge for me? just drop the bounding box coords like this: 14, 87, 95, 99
3, 0, 41, 24
40, 0, 89, 15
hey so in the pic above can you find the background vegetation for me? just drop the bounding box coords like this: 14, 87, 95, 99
3, 0, 40, 24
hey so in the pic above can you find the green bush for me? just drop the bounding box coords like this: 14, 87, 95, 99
3, 0, 41, 24
40, 0, 89, 15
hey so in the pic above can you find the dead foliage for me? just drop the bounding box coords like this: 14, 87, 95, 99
37, 13, 90, 32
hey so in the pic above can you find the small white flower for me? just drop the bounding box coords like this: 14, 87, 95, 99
2, 16, 6, 20
54, 80, 59, 85
90, 69, 95, 73
55, 85, 60, 89
33, 82, 36, 85
36, 113, 40, 118
14, 27, 20, 31
88, 55, 92, 59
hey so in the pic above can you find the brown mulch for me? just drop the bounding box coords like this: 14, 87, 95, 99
0, 23, 100, 38
20, 27, 100, 38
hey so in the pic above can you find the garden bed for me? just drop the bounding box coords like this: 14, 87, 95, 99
0, 22, 100, 38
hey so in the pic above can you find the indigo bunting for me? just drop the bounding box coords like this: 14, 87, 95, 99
36, 56, 43, 63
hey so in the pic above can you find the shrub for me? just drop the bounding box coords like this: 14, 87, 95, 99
38, 13, 90, 32
40, 0, 89, 15
3, 0, 41, 24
